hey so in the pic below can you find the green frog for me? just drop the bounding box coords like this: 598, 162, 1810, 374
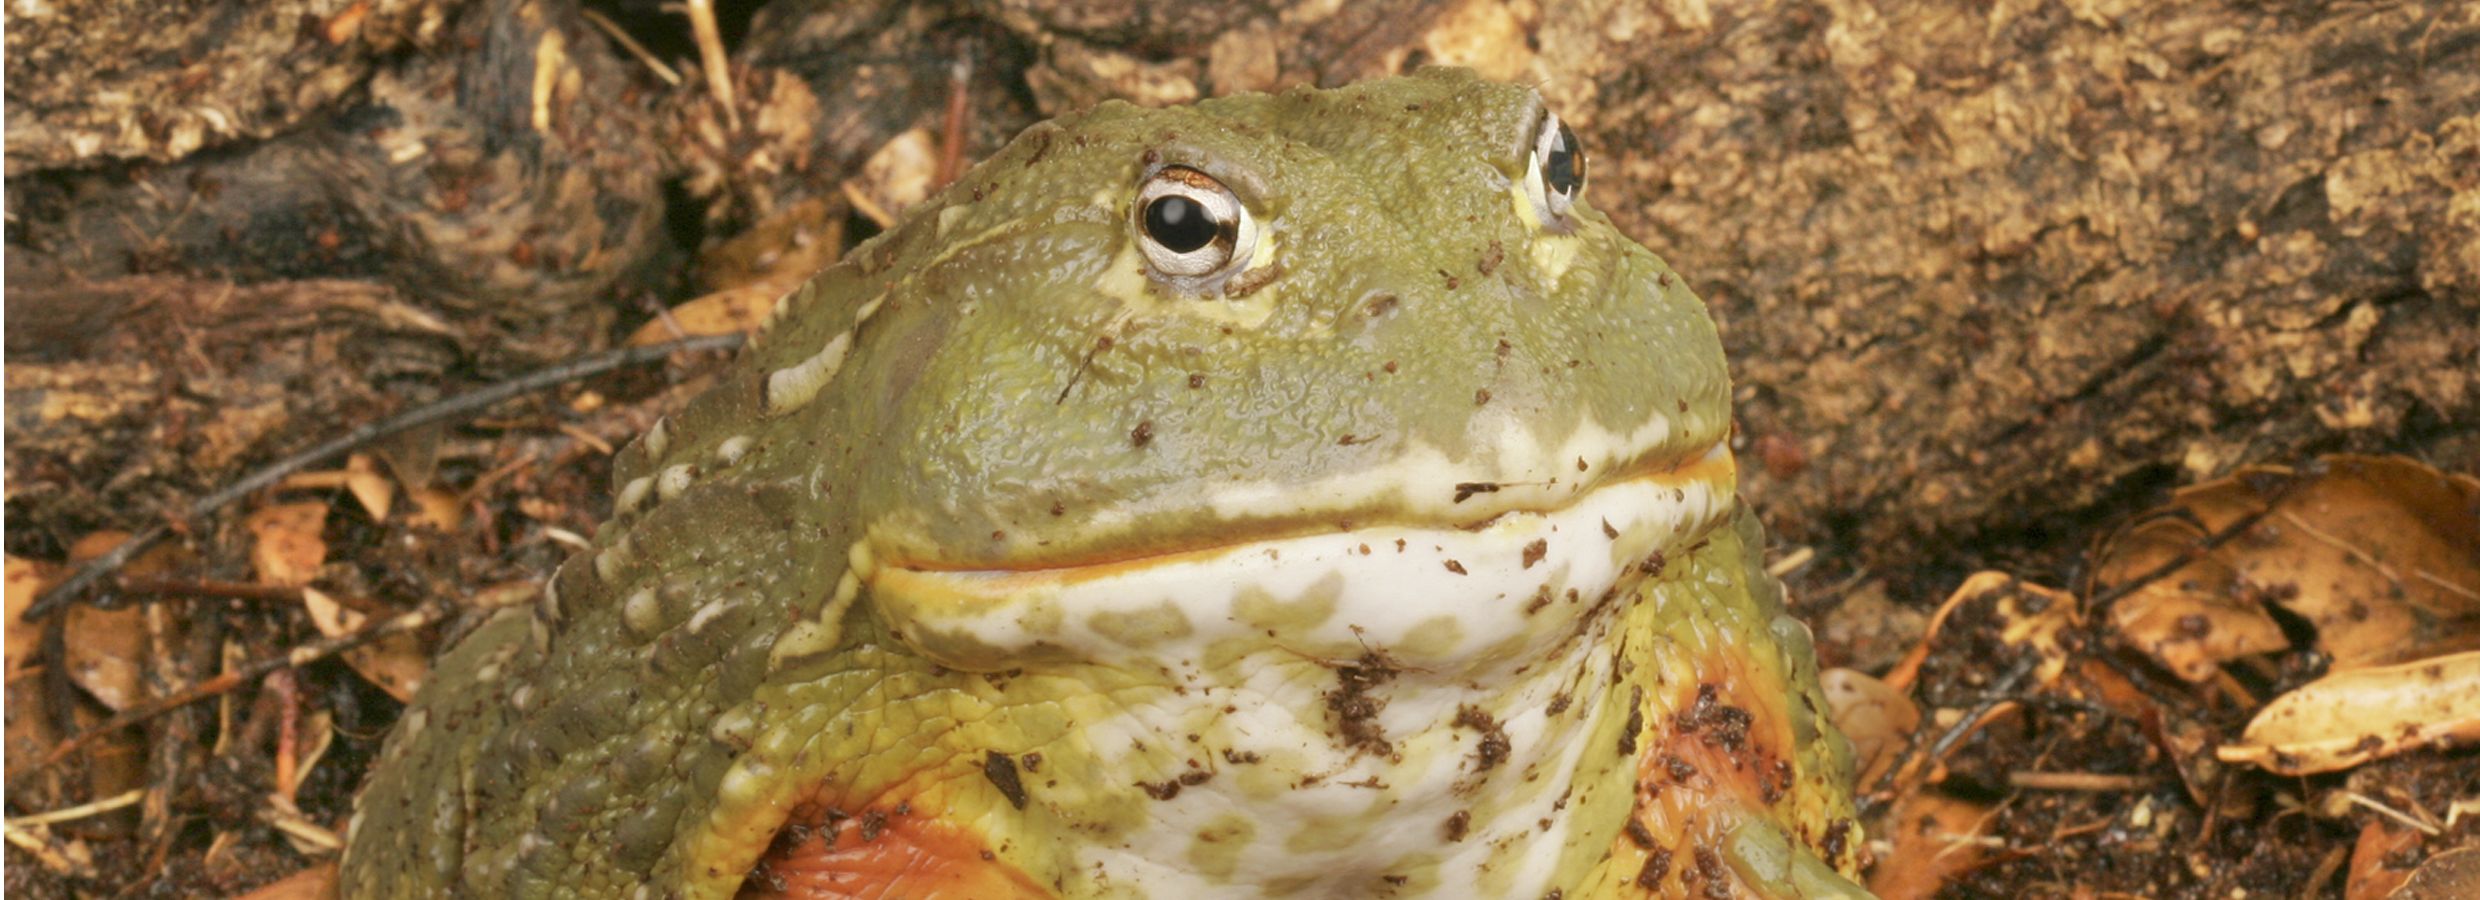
341, 68, 1866, 899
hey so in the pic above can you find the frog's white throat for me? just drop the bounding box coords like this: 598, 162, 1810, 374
862, 442, 1739, 895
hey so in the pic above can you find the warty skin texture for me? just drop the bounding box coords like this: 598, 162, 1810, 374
340, 68, 1867, 898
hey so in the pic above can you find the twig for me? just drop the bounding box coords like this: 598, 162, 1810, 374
261, 794, 343, 853
840, 180, 895, 229
682, 0, 738, 130
2005, 771, 2165, 791
580, 8, 682, 86
1860, 656, 2038, 818
1, 821, 88, 874
2082, 495, 2290, 615
40, 598, 449, 768
272, 668, 302, 802
936, 51, 974, 188
2341, 790, 2443, 837
5, 789, 145, 828
113, 578, 301, 604
1764, 545, 1816, 579
22, 335, 742, 621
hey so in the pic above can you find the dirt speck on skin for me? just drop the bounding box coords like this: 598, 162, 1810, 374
1452, 704, 1512, 772
983, 750, 1028, 809
1325, 654, 1398, 755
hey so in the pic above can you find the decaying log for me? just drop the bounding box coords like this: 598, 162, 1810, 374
3, 0, 458, 173
1520, 0, 2479, 571
5, 0, 675, 348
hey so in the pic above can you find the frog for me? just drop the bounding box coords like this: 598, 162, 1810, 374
339, 67, 1868, 899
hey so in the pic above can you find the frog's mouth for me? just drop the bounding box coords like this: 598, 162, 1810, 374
864, 442, 1738, 676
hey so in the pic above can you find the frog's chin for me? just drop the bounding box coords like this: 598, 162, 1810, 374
866, 443, 1738, 678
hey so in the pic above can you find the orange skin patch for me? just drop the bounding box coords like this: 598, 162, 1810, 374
740, 799, 1050, 900
1612, 644, 1805, 896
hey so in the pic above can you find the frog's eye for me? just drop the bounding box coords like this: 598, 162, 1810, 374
1526, 111, 1588, 223
1135, 166, 1257, 283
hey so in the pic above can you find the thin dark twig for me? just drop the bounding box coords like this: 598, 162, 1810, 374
22, 334, 744, 621
2079, 469, 2309, 615
41, 599, 451, 767
1859, 655, 2039, 819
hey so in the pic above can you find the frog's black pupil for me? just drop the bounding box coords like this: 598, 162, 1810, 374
1145, 195, 1219, 253
1544, 121, 1585, 196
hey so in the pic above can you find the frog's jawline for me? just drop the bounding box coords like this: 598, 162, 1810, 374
867, 442, 1736, 676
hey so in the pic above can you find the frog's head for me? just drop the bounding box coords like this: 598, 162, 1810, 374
749, 67, 1736, 677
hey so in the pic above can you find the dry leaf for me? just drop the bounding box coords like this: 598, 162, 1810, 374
843, 127, 939, 227
292, 707, 335, 799
633, 193, 843, 347
2388, 847, 2480, 900
625, 280, 784, 345
48, 531, 193, 713
1867, 791, 1996, 900
6, 556, 52, 678
406, 486, 464, 533
2217, 649, 2480, 775
1883, 572, 2078, 693
344, 453, 395, 522
230, 862, 336, 900
300, 587, 429, 702
2095, 515, 2290, 682
6, 654, 148, 820
696, 197, 843, 293
2099, 455, 2480, 681
248, 502, 330, 588
1822, 667, 1920, 785
371, 422, 444, 492
2345, 818, 2423, 900
60, 603, 145, 711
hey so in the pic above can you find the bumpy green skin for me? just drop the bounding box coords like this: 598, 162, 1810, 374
341, 69, 1860, 897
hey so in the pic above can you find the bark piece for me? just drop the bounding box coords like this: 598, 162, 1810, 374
1527, 1, 2480, 569
3, 0, 459, 173
6, 0, 674, 346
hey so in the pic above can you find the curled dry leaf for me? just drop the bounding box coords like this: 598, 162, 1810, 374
2346, 818, 2423, 900
1866, 791, 1996, 900
843, 127, 939, 227
1821, 667, 1920, 785
2217, 649, 2480, 775
696, 197, 844, 294
624, 281, 783, 345
2098, 455, 2480, 682
631, 198, 844, 347
406, 486, 464, 533
1916, 572, 2083, 688
2387, 846, 2480, 900
230, 863, 337, 900
344, 453, 395, 522
248, 501, 330, 588
61, 603, 144, 711
55, 530, 182, 712
300, 587, 429, 703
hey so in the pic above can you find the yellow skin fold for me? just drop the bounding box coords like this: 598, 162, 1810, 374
341, 69, 1865, 898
